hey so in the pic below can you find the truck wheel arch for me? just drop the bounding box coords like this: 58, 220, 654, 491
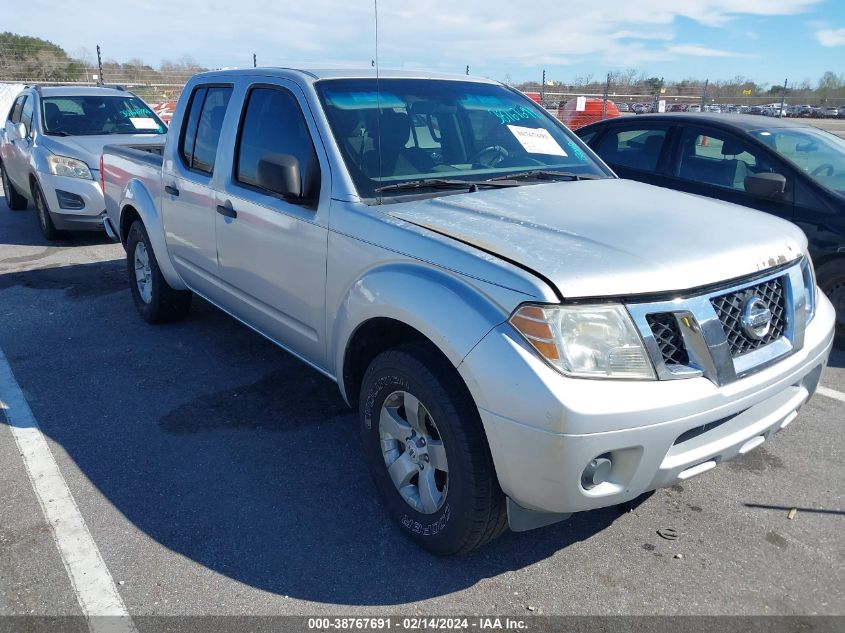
334, 263, 507, 407
118, 180, 187, 291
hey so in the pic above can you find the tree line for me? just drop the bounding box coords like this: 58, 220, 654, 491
3, 32, 845, 103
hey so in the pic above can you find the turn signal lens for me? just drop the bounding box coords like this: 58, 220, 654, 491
509, 303, 656, 380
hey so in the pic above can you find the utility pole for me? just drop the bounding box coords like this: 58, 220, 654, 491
700, 78, 708, 110
779, 78, 788, 117
466, 65, 469, 75
96, 44, 104, 86
602, 72, 610, 119
541, 69, 546, 104
253, 53, 257, 68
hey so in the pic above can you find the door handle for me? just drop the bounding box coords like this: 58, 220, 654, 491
216, 204, 237, 219
164, 185, 179, 196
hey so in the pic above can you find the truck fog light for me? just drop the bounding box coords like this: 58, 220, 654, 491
581, 454, 612, 489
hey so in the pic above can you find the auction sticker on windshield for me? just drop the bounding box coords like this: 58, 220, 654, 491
129, 117, 160, 130
507, 125, 567, 156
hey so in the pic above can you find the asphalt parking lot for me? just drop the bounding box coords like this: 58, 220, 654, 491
0, 192, 843, 623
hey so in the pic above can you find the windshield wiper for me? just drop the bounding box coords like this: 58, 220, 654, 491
45, 131, 71, 137
486, 170, 602, 182
374, 178, 517, 193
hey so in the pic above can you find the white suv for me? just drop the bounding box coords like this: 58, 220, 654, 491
0, 85, 166, 240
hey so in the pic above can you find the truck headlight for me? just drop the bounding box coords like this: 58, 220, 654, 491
801, 257, 817, 323
510, 304, 656, 379
46, 155, 92, 180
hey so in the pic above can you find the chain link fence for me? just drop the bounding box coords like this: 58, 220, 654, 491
3, 39, 845, 129
522, 75, 845, 129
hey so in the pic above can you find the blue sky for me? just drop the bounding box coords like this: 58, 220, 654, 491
6, 0, 845, 86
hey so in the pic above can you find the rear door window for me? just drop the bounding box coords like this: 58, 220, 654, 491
675, 127, 777, 192
179, 86, 232, 175
595, 127, 668, 172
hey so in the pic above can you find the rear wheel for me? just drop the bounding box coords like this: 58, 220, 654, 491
359, 342, 507, 555
126, 220, 192, 323
32, 181, 60, 240
817, 260, 845, 348
1, 164, 28, 210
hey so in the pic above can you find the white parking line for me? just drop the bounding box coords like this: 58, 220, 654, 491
818, 385, 845, 404
0, 348, 136, 633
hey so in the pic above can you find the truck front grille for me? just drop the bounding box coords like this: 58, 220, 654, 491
646, 313, 689, 366
627, 261, 804, 386
710, 276, 787, 357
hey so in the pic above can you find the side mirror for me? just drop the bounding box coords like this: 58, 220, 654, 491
16, 122, 28, 140
744, 172, 786, 198
257, 153, 302, 199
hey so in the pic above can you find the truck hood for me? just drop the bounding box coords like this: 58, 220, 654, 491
388, 178, 806, 299
37, 133, 164, 170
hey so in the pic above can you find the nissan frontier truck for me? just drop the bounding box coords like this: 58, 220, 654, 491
101, 68, 835, 554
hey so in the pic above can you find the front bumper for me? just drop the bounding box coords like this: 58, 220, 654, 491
37, 170, 105, 231
458, 292, 835, 515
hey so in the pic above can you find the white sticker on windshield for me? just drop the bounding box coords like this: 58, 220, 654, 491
129, 117, 159, 130
507, 125, 567, 156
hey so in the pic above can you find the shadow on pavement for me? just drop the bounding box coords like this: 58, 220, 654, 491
0, 260, 630, 606
1, 196, 114, 248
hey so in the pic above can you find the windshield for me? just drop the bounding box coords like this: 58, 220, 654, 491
41, 95, 166, 136
316, 79, 611, 201
750, 126, 845, 198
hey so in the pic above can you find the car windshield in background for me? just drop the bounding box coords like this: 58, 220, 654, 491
316, 79, 610, 201
41, 95, 166, 136
751, 126, 845, 197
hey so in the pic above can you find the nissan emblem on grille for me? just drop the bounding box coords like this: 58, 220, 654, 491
741, 296, 773, 340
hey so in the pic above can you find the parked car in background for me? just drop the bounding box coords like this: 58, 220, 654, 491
557, 98, 620, 129
0, 85, 165, 239
100, 68, 833, 554
616, 102, 630, 112
577, 112, 845, 345
686, 104, 701, 113
824, 107, 840, 119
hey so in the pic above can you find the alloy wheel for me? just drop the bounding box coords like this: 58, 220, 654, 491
378, 390, 449, 514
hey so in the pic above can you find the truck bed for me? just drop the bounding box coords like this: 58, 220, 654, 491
101, 143, 165, 238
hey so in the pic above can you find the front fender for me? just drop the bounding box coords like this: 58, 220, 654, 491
333, 262, 509, 403
120, 179, 186, 291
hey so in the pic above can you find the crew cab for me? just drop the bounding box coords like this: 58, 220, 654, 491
0, 85, 165, 239
101, 68, 835, 554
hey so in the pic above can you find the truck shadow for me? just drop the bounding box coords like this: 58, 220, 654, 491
0, 260, 633, 606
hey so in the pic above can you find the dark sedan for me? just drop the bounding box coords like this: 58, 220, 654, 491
576, 113, 845, 345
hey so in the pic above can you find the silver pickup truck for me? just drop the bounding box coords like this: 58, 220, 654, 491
102, 68, 835, 555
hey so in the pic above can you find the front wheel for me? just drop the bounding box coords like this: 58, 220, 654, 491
126, 220, 192, 324
359, 343, 507, 555
33, 182, 60, 240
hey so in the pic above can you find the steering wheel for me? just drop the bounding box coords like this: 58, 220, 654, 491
469, 145, 509, 167
811, 163, 834, 177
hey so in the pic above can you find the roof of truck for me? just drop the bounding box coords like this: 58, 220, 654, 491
193, 67, 501, 84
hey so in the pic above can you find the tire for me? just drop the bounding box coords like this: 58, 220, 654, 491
32, 181, 61, 240
126, 220, 192, 324
1, 164, 28, 210
816, 260, 845, 348
359, 342, 507, 555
